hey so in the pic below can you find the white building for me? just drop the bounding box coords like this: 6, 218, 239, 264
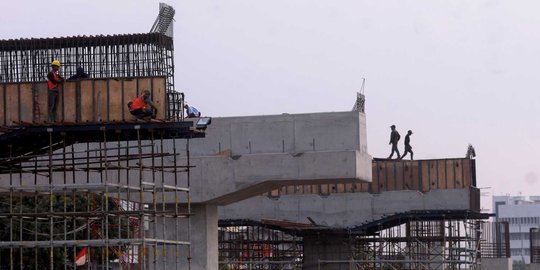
493, 195, 540, 264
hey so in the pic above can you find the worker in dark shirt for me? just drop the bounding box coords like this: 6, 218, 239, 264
47, 60, 64, 122
401, 130, 414, 160
67, 66, 89, 80
128, 90, 157, 119
387, 125, 401, 159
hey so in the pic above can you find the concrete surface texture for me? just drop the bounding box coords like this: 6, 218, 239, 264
480, 258, 512, 270
176, 111, 372, 204
219, 188, 476, 227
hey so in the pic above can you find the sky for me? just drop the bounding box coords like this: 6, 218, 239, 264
2, 0, 540, 211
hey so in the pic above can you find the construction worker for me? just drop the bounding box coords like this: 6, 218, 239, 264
401, 130, 414, 160
184, 103, 201, 118
47, 60, 64, 122
387, 124, 401, 159
128, 90, 157, 119
67, 66, 89, 80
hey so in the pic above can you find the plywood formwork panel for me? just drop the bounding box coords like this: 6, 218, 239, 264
462, 159, 471, 187
5, 84, 19, 124
386, 162, 395, 191
454, 160, 464, 188
428, 160, 438, 190
421, 160, 430, 192
0, 76, 168, 126
80, 80, 94, 123
437, 159, 447, 189
0, 84, 5, 126
62, 82, 77, 123
446, 160, 455, 189
19, 83, 33, 123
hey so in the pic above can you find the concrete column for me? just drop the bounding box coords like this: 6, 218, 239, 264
480, 258, 512, 270
181, 204, 219, 270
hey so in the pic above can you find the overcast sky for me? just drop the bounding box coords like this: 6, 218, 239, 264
2, 0, 540, 211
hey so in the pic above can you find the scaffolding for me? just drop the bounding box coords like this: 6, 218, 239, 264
218, 220, 304, 270
0, 123, 201, 269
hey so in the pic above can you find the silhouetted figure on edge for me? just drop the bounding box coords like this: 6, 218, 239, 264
401, 130, 413, 160
388, 124, 401, 159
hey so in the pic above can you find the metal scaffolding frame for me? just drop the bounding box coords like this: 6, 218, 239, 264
218, 220, 304, 270
0, 123, 198, 269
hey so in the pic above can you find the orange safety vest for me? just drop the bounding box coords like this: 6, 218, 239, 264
47, 71, 61, 90
130, 94, 148, 110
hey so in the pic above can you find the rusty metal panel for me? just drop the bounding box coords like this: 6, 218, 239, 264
5, 84, 19, 125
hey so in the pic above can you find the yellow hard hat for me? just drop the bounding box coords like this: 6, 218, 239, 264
51, 60, 61, 67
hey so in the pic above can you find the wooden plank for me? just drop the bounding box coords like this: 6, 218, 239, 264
0, 84, 4, 126
93, 80, 108, 122
337, 184, 346, 193
19, 83, 33, 123
411, 161, 420, 191
107, 79, 123, 122
80, 80, 94, 122
320, 184, 329, 195
34, 83, 48, 124
123, 79, 138, 121
394, 162, 403, 190
428, 160, 438, 190
62, 82, 77, 123
446, 160, 455, 189
403, 161, 414, 190
5, 84, 19, 124
386, 162, 396, 191
151, 77, 167, 119
454, 160, 464, 188
462, 159, 471, 187
420, 160, 430, 192
437, 160, 447, 189
372, 163, 381, 193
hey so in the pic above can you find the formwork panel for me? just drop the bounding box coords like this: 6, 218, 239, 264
34, 83, 48, 124
428, 160, 438, 190
122, 79, 138, 121
446, 160, 455, 189
80, 80, 94, 122
386, 162, 395, 191
437, 159, 447, 189
0, 84, 4, 126
462, 159, 471, 187
108, 79, 123, 121
19, 83, 33, 123
63, 81, 77, 123
394, 162, 404, 190
403, 161, 414, 190
454, 160, 464, 188
152, 77, 167, 118
93, 79, 108, 122
5, 84, 19, 124
421, 160, 430, 192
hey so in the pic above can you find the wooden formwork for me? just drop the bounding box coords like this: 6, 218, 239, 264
268, 158, 477, 197
0, 76, 167, 126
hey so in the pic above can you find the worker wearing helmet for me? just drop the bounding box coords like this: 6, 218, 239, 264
128, 90, 157, 119
47, 60, 65, 122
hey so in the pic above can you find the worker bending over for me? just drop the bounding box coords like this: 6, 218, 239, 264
128, 90, 157, 119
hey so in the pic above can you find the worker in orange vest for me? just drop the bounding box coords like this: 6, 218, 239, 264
128, 90, 157, 119
47, 60, 64, 122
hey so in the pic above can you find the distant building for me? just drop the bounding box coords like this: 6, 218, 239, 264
493, 195, 540, 264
